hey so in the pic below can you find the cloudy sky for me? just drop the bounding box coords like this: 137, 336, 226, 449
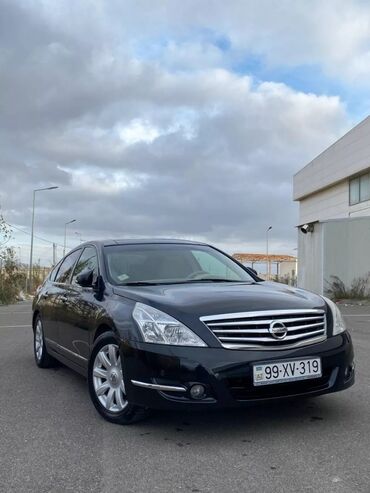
1, 0, 369, 265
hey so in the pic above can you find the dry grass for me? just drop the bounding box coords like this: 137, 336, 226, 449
326, 273, 370, 301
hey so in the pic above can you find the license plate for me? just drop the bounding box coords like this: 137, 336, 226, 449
253, 358, 322, 386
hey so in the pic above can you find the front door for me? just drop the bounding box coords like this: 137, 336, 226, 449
58, 246, 100, 367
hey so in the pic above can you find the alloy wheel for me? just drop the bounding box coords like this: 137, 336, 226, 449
92, 344, 127, 412
35, 320, 44, 361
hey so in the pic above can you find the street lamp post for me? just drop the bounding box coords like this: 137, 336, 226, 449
29, 186, 58, 292
63, 219, 76, 256
266, 226, 272, 280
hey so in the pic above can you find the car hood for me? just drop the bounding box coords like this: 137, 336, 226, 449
113, 281, 326, 319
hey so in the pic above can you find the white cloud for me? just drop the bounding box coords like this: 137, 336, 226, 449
117, 120, 161, 145
0, 0, 359, 264
69, 167, 147, 195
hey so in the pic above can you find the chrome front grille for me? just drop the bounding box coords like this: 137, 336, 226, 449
200, 309, 327, 350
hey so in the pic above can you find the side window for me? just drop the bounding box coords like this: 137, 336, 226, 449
350, 173, 370, 205
349, 177, 360, 205
54, 250, 82, 284
48, 260, 62, 282
192, 250, 240, 280
71, 246, 99, 284
360, 173, 370, 202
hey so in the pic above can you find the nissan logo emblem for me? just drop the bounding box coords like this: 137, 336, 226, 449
269, 321, 288, 340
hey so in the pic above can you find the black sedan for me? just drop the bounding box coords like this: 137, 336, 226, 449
32, 239, 354, 424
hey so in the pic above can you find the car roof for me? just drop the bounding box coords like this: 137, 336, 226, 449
78, 238, 209, 248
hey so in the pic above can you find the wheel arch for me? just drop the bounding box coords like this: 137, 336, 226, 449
93, 323, 116, 343
32, 310, 40, 331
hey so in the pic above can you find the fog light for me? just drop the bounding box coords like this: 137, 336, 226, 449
345, 363, 355, 379
190, 384, 206, 400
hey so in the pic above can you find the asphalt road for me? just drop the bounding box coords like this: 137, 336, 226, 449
0, 302, 369, 493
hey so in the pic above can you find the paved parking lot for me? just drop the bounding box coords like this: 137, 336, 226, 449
0, 302, 369, 493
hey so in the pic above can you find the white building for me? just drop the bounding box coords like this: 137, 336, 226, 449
293, 116, 370, 295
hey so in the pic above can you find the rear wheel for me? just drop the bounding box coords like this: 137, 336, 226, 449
33, 316, 57, 368
88, 333, 149, 424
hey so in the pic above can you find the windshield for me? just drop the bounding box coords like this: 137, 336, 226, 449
104, 243, 255, 285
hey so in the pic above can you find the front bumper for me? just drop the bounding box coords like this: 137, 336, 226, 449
120, 331, 354, 410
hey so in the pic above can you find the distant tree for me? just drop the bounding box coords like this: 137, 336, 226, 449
0, 211, 11, 249
0, 212, 26, 304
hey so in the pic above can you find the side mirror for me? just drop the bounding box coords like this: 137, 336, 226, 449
246, 267, 258, 277
76, 269, 94, 288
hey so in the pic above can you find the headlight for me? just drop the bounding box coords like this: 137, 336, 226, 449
132, 302, 207, 346
322, 296, 346, 335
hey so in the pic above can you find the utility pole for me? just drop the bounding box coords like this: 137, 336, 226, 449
53, 243, 57, 265
63, 219, 76, 257
266, 226, 272, 280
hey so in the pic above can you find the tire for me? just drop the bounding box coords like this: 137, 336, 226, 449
88, 332, 149, 425
33, 315, 57, 368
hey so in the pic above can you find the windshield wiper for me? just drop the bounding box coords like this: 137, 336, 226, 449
119, 279, 252, 286
119, 281, 159, 286
183, 278, 247, 283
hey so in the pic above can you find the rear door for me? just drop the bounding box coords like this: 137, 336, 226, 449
58, 246, 100, 365
49, 249, 82, 354
38, 261, 62, 343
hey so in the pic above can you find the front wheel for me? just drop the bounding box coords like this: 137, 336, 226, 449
88, 333, 149, 424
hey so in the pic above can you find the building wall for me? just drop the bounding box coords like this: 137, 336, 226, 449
298, 180, 349, 224
298, 179, 370, 224
293, 116, 370, 201
349, 198, 370, 217
297, 217, 370, 295
323, 217, 370, 292
294, 116, 370, 296
297, 222, 324, 294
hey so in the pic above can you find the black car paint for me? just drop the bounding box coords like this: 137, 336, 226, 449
33, 239, 354, 410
